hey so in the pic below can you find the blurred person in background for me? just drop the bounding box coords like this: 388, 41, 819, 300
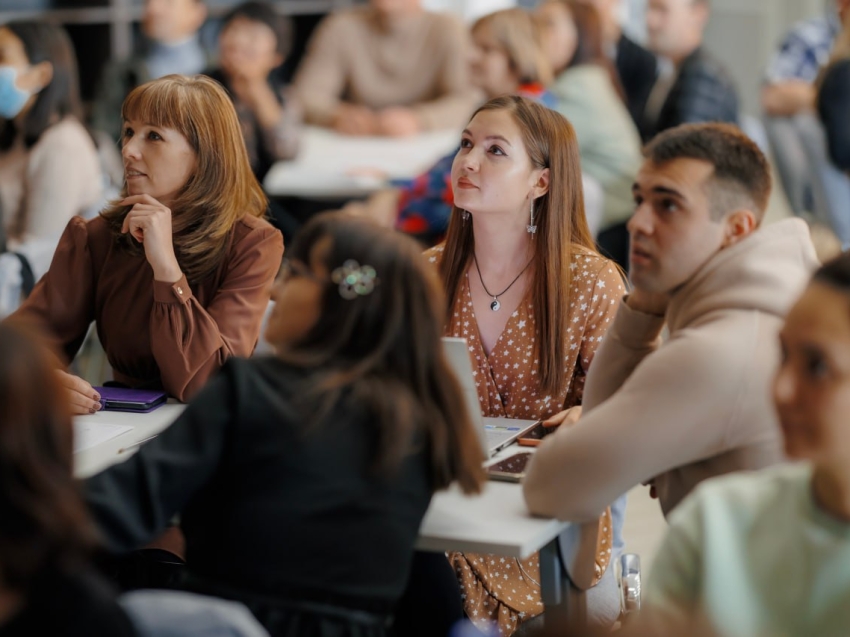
762, 0, 850, 247
345, 7, 555, 239
205, 1, 301, 182
536, 0, 642, 269
293, 0, 478, 136
576, 0, 658, 129
92, 0, 208, 143
641, 0, 738, 141
0, 22, 102, 248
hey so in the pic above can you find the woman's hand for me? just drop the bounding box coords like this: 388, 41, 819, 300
542, 405, 582, 427
121, 194, 182, 282
56, 370, 102, 415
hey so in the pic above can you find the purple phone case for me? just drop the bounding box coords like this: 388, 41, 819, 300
94, 387, 167, 413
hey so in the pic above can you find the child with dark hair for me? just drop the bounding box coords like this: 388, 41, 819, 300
205, 1, 301, 181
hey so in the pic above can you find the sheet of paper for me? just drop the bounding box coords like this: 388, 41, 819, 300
73, 421, 133, 453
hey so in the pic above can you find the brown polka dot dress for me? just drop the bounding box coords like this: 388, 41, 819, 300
425, 244, 625, 636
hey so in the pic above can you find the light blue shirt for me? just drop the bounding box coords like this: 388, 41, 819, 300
146, 35, 206, 81
646, 463, 850, 637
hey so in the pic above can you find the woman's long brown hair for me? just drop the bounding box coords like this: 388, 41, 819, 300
0, 323, 98, 590
101, 75, 268, 285
275, 212, 486, 494
439, 96, 597, 397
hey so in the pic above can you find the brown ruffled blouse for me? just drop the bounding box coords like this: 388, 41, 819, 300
10, 214, 283, 401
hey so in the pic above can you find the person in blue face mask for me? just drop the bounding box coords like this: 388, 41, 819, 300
0, 22, 103, 248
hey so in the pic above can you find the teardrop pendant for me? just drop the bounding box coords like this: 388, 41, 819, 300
490, 298, 501, 311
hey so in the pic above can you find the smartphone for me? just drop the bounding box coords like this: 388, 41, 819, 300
95, 387, 167, 413
517, 423, 558, 447
487, 452, 533, 483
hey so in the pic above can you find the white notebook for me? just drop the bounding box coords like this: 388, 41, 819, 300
73, 421, 133, 454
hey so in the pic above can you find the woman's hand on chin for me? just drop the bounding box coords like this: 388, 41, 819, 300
121, 194, 183, 282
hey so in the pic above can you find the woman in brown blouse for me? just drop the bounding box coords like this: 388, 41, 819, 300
9, 75, 283, 413
424, 95, 625, 634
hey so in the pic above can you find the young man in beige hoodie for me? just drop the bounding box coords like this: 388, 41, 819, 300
524, 122, 820, 522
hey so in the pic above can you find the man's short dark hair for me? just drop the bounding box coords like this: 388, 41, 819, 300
643, 122, 772, 221
223, 1, 293, 59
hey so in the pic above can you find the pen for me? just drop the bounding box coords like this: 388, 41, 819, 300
118, 435, 158, 454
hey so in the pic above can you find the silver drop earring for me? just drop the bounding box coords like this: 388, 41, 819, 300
462, 209, 470, 223
527, 198, 537, 234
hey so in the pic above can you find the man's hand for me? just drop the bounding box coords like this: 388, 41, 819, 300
376, 107, 421, 137
626, 288, 671, 316
333, 104, 380, 136
761, 81, 816, 117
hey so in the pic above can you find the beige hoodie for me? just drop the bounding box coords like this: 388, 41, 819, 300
523, 218, 819, 521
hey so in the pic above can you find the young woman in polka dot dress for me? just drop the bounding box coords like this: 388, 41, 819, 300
424, 95, 625, 635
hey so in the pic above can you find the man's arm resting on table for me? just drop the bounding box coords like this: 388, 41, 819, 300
523, 335, 735, 521
581, 294, 667, 413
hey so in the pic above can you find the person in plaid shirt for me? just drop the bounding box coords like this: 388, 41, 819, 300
762, 0, 850, 246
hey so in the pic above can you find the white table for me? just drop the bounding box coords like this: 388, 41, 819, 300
73, 403, 185, 479
73, 408, 580, 626
417, 447, 579, 628
263, 126, 460, 198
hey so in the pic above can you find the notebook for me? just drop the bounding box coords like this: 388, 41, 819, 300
442, 337, 540, 456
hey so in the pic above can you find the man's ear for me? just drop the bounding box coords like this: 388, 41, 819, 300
721, 209, 758, 248
532, 167, 550, 200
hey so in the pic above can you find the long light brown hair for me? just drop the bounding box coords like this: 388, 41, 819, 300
439, 96, 597, 397
472, 8, 554, 86
276, 212, 486, 494
101, 75, 268, 284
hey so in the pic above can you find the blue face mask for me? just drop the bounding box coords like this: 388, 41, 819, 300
0, 65, 32, 120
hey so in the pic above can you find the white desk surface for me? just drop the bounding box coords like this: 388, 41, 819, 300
73, 407, 568, 560
416, 447, 569, 559
73, 403, 185, 479
263, 126, 459, 198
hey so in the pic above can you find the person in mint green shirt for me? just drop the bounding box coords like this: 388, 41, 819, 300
642, 252, 850, 637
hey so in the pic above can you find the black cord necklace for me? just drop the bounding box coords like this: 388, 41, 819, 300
473, 253, 533, 311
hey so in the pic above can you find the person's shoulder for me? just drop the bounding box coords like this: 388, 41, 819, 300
571, 247, 618, 276
671, 463, 811, 529
232, 215, 282, 245
781, 14, 835, 46
37, 117, 92, 143
619, 33, 656, 61
320, 6, 373, 33
423, 9, 465, 32
683, 48, 735, 83
423, 242, 446, 266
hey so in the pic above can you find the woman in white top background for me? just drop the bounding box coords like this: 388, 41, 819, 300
0, 21, 102, 249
